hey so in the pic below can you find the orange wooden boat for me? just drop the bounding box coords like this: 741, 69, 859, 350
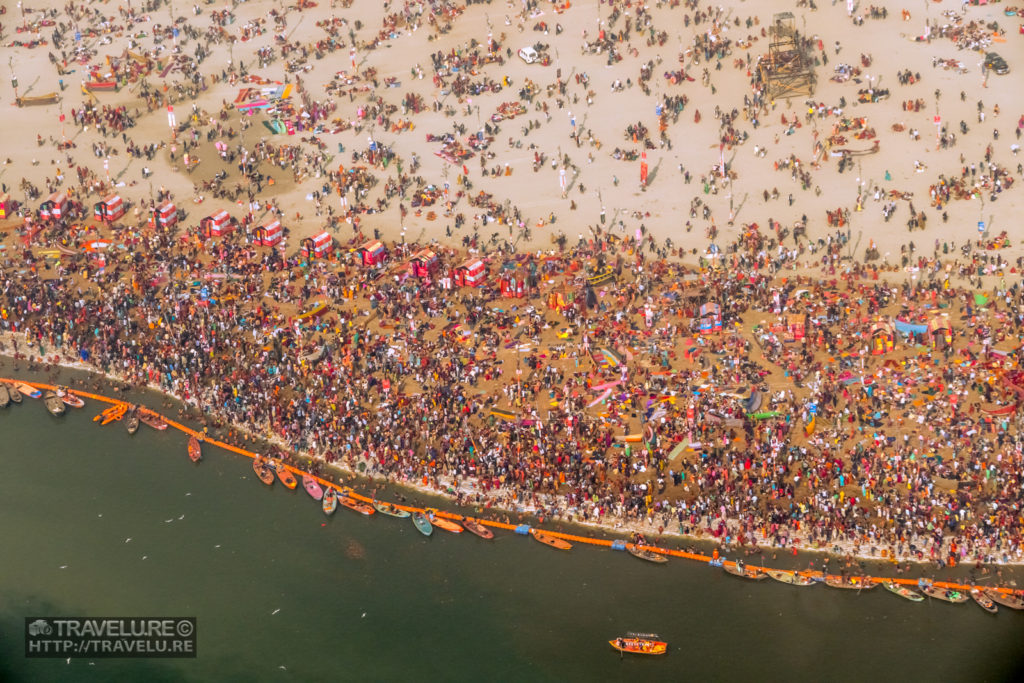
253, 458, 275, 485
339, 496, 375, 515
274, 461, 297, 489
430, 515, 463, 533
187, 435, 202, 463
609, 636, 668, 655
530, 529, 572, 550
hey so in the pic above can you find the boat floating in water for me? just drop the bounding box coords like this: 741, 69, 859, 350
56, 386, 85, 408
274, 461, 297, 489
825, 576, 878, 590
884, 582, 924, 602
921, 584, 968, 603
16, 382, 41, 399
723, 562, 768, 580
372, 501, 410, 518
609, 635, 668, 655
322, 487, 338, 515
125, 408, 140, 435
529, 529, 572, 550
766, 570, 816, 586
302, 475, 323, 500
6, 384, 21, 404
985, 589, 1024, 610
253, 458, 275, 486
43, 391, 66, 416
462, 518, 494, 539
0, 384, 10, 408
429, 514, 463, 534
628, 545, 668, 564
411, 511, 433, 536
138, 408, 168, 430
339, 496, 375, 515
188, 435, 202, 463
971, 588, 998, 614
983, 589, 1024, 610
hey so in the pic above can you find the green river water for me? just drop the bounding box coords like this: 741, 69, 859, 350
2, 368, 1024, 682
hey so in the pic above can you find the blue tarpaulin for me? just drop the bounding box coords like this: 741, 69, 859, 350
894, 319, 928, 335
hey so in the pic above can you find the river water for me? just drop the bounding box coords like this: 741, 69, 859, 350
2, 373, 1024, 682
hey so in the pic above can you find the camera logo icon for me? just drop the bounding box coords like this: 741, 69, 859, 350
28, 619, 52, 636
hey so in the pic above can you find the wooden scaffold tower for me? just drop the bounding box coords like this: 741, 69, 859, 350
759, 12, 815, 100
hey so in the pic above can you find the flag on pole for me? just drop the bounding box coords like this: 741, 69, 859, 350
640, 151, 648, 186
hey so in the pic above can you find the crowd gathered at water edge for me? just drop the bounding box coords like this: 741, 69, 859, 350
1, 0, 1024, 572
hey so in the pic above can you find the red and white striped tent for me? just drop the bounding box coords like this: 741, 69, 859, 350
153, 200, 178, 229
41, 191, 69, 220
200, 209, 234, 237
454, 258, 486, 287
357, 240, 388, 266
252, 218, 283, 246
93, 194, 124, 222
410, 248, 439, 278
301, 231, 333, 259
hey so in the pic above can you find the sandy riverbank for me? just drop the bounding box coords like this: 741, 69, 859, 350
0, 0, 1021, 263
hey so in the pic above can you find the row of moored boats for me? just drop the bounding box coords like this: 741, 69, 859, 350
0, 382, 84, 415
722, 560, 1024, 613
249, 455, 499, 539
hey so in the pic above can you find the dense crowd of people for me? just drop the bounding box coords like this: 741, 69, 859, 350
1, 0, 1023, 572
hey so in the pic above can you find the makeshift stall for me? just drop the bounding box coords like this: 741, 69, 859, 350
200, 210, 235, 237
699, 302, 723, 334
787, 313, 805, 340
357, 240, 388, 266
300, 231, 333, 259
870, 321, 895, 355
252, 218, 283, 246
453, 258, 486, 287
93, 194, 125, 222
928, 315, 953, 350
40, 192, 69, 220
82, 239, 111, 269
499, 271, 525, 298
151, 200, 178, 229
410, 248, 439, 279
894, 318, 928, 343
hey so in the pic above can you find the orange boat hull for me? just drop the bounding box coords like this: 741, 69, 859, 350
530, 529, 572, 550
609, 638, 667, 655
339, 497, 375, 515
274, 462, 297, 489
431, 516, 463, 533
188, 436, 202, 462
